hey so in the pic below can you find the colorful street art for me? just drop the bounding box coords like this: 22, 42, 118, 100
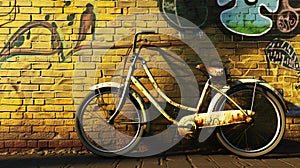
217, 0, 279, 36
265, 39, 300, 70
161, 0, 208, 28
277, 0, 300, 33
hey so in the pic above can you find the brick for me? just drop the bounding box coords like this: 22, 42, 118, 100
0, 84, 16, 91
19, 7, 40, 14
64, 105, 75, 112
23, 99, 34, 105
35, 99, 45, 105
0, 99, 22, 105
56, 112, 74, 119
27, 141, 38, 148
45, 119, 64, 126
0, 119, 23, 125
32, 14, 54, 21
290, 124, 300, 131
41, 70, 63, 77
55, 91, 73, 98
41, 7, 63, 14
54, 98, 74, 105
0, 106, 19, 112
99, 14, 117, 21
33, 126, 54, 132
52, 63, 74, 70
32, 0, 55, 7
0, 70, 21, 77
55, 126, 73, 132
10, 126, 31, 133
74, 1, 94, 7
33, 112, 55, 119
32, 63, 51, 69
107, 8, 122, 14
19, 85, 39, 91
38, 140, 48, 148
54, 85, 72, 91
21, 70, 41, 77
14, 140, 27, 148
63, 7, 85, 14
96, 1, 115, 7
295, 118, 300, 124
116, 1, 136, 7
32, 92, 55, 98
0, 126, 9, 133
0, 112, 10, 118
0, 28, 10, 34
42, 105, 63, 112
31, 77, 54, 84
16, 0, 32, 6
136, 1, 158, 7
11, 112, 23, 119
1, 62, 31, 69
5, 141, 14, 148
32, 42, 52, 49
48, 140, 59, 148
75, 63, 96, 70
23, 119, 45, 126
58, 140, 73, 148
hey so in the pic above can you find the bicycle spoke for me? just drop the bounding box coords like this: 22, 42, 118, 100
76, 89, 144, 156
216, 85, 285, 157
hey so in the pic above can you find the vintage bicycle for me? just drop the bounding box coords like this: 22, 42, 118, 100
75, 31, 286, 158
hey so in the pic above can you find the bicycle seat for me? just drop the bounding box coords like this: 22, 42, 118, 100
195, 64, 224, 76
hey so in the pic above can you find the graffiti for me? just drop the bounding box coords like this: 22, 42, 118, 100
161, 0, 208, 28
277, 0, 300, 33
217, 0, 279, 36
0, 0, 17, 27
0, 3, 97, 62
0, 21, 64, 62
265, 39, 300, 70
75, 3, 96, 49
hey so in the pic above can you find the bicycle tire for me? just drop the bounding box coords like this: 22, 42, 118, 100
214, 84, 285, 157
75, 87, 146, 157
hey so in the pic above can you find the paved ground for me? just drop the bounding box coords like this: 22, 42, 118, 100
0, 139, 299, 168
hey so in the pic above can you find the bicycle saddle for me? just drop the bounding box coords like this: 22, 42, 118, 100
195, 64, 224, 76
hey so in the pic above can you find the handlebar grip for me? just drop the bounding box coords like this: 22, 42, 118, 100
135, 31, 156, 35
133, 31, 157, 52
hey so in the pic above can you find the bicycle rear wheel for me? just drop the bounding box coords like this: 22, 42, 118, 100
75, 87, 145, 157
214, 84, 285, 157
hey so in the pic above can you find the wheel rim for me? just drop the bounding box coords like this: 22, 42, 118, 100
78, 90, 142, 154
218, 89, 282, 153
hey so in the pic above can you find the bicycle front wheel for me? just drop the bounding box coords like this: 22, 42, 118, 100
214, 84, 285, 157
75, 87, 145, 157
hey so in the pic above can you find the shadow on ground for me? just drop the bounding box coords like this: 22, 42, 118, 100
0, 138, 298, 168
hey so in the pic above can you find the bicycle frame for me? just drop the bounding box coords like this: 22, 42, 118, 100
130, 58, 251, 125
106, 32, 251, 126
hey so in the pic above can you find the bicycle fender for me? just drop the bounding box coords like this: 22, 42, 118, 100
235, 79, 288, 113
90, 82, 123, 90
90, 82, 149, 131
208, 79, 288, 114
207, 85, 229, 114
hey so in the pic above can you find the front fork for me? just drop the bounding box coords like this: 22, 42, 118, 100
107, 52, 140, 124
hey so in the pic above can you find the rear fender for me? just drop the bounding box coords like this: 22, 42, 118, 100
235, 79, 288, 113
208, 79, 288, 114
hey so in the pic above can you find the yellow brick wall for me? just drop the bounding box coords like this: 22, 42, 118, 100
0, 0, 299, 153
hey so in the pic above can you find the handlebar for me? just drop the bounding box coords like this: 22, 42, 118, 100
133, 31, 156, 53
